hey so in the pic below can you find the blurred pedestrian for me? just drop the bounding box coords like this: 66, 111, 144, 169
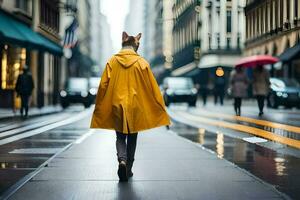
15, 65, 34, 118
90, 32, 170, 182
214, 67, 226, 105
230, 66, 248, 116
252, 65, 270, 116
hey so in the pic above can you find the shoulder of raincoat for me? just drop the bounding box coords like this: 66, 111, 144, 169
90, 49, 170, 134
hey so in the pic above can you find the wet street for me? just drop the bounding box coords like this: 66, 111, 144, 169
0, 106, 91, 197
0, 103, 300, 199
168, 103, 300, 200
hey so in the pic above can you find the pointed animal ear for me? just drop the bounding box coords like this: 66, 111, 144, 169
135, 33, 142, 41
122, 31, 129, 42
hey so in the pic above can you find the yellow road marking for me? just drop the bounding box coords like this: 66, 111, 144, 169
177, 111, 300, 149
192, 109, 300, 134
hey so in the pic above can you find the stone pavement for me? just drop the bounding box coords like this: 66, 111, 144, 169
8, 127, 286, 200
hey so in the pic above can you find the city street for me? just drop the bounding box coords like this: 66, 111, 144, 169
0, 103, 299, 199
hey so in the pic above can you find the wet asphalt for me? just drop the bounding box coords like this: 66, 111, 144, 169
0, 106, 89, 196
0, 103, 300, 199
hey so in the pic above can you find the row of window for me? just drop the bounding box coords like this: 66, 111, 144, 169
173, 0, 194, 19
246, 0, 300, 40
173, 17, 198, 53
40, 0, 60, 33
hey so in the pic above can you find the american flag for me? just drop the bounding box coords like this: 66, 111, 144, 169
63, 18, 79, 48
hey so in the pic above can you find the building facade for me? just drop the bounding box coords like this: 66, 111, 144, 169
0, 0, 63, 109
245, 0, 300, 80
171, 0, 245, 89
142, 0, 174, 83
171, 0, 201, 77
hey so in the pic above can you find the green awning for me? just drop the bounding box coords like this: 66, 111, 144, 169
0, 9, 63, 56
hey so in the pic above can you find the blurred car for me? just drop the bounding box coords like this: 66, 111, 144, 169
268, 78, 300, 108
60, 78, 92, 108
162, 77, 198, 107
88, 77, 101, 103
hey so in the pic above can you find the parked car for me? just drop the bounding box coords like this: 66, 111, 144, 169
60, 78, 92, 108
268, 78, 300, 108
162, 77, 198, 107
88, 77, 101, 103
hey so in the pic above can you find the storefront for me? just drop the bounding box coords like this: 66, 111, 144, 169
0, 9, 63, 109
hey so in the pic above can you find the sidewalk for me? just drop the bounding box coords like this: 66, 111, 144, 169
8, 128, 285, 200
0, 106, 62, 120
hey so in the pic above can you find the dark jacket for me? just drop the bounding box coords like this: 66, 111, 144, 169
15, 73, 34, 96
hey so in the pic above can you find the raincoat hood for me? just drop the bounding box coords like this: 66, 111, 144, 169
115, 49, 140, 68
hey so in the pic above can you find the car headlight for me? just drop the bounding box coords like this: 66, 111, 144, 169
81, 91, 88, 97
60, 90, 67, 97
282, 93, 288, 98
191, 88, 198, 94
166, 89, 173, 95
89, 88, 97, 95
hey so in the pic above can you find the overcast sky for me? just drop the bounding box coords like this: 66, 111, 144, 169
101, 0, 130, 52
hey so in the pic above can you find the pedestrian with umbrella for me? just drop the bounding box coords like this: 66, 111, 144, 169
252, 65, 270, 116
229, 66, 248, 116
235, 55, 278, 116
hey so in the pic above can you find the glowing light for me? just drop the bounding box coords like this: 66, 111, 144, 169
1, 51, 7, 89
198, 128, 206, 144
216, 132, 224, 159
216, 67, 224, 77
20, 48, 26, 60
274, 157, 286, 176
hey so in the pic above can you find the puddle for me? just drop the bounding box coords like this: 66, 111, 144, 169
171, 122, 300, 200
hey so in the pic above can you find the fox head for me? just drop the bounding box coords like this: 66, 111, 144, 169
122, 31, 142, 52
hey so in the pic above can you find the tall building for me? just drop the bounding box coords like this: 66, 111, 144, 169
244, 0, 300, 80
61, 0, 94, 78
90, 0, 113, 76
172, 0, 201, 77
143, 0, 174, 82
144, 0, 156, 62
172, 0, 245, 88
0, 0, 64, 108
125, 0, 145, 55
98, 13, 113, 70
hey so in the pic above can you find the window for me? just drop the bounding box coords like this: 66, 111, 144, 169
227, 37, 231, 49
295, 0, 298, 19
15, 0, 29, 13
226, 10, 232, 33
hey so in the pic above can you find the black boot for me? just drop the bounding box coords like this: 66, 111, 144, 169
127, 161, 133, 178
118, 160, 128, 182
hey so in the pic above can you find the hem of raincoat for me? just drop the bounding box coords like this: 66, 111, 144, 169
90, 121, 171, 134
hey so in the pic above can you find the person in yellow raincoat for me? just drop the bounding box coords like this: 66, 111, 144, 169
90, 32, 170, 181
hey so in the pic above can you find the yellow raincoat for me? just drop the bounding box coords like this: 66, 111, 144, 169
90, 49, 170, 134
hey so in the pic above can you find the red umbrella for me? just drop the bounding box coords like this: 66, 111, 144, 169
235, 55, 279, 68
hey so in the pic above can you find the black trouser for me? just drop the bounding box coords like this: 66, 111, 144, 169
200, 88, 208, 105
116, 131, 138, 164
234, 97, 242, 114
20, 95, 30, 116
214, 90, 224, 105
256, 95, 265, 113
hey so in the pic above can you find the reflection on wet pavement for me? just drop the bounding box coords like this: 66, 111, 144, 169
171, 122, 300, 200
0, 116, 90, 195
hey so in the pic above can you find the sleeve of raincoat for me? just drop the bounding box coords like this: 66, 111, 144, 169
96, 63, 111, 102
142, 62, 167, 111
